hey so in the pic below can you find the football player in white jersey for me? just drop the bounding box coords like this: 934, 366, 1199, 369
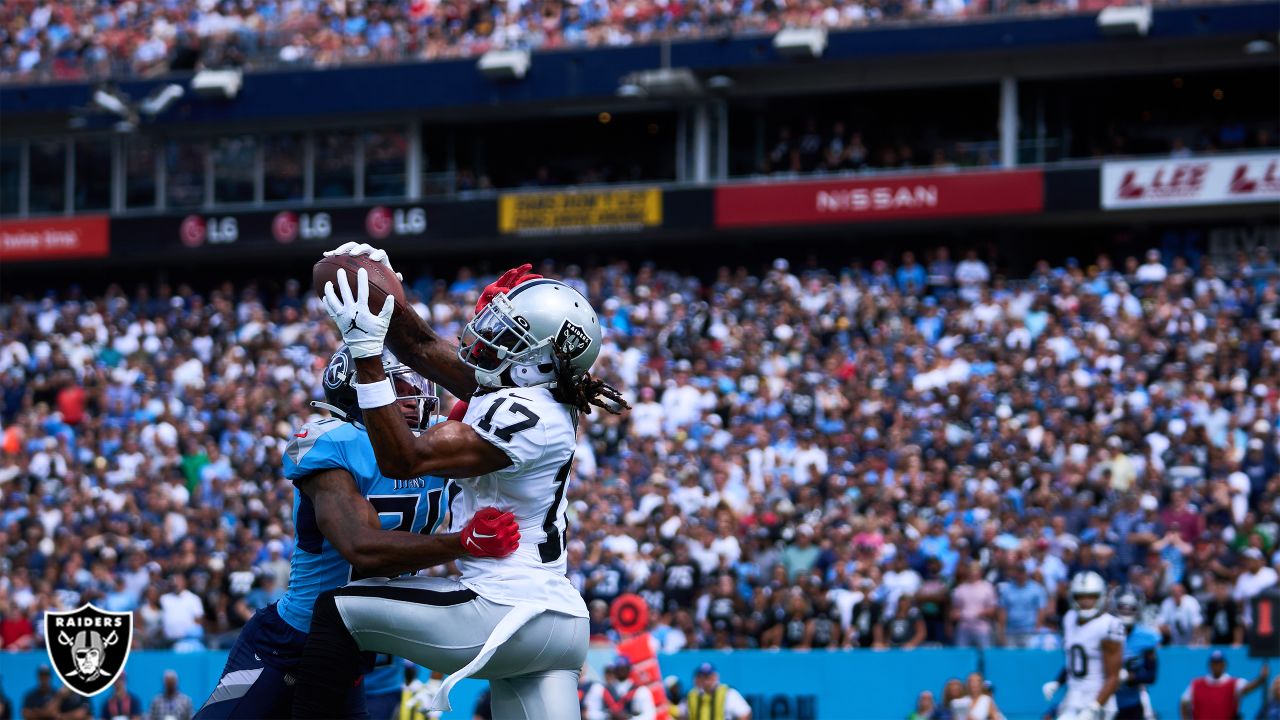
1044, 572, 1126, 720
292, 259, 628, 720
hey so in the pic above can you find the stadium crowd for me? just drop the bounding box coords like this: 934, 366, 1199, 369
0, 0, 1212, 83
1, 244, 1279, 659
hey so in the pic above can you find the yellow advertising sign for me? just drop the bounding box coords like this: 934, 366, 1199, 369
498, 188, 662, 235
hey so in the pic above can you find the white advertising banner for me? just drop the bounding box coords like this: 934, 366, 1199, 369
1101, 153, 1280, 209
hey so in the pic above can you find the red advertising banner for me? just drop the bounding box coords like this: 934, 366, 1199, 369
715, 170, 1044, 228
0, 216, 110, 262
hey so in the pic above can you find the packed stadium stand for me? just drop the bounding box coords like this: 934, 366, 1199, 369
1, 0, 1278, 717
2, 249, 1279, 653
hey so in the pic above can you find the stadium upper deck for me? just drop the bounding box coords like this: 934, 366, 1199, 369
0, 0, 1265, 84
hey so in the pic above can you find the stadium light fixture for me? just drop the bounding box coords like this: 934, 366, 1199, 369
616, 68, 702, 98
191, 69, 244, 99
706, 75, 735, 91
92, 88, 131, 118
1096, 6, 1153, 37
478, 49, 532, 81
773, 27, 827, 59
616, 82, 647, 98
141, 83, 185, 116
1243, 36, 1276, 55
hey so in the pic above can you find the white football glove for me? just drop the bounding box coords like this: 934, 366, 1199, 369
1082, 701, 1105, 720
324, 242, 403, 281
1041, 681, 1059, 702
323, 267, 394, 359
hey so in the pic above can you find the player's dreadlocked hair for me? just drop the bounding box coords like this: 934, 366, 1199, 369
552, 349, 630, 416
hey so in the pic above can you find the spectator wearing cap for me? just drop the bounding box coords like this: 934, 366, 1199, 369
100, 671, 143, 720
1234, 548, 1279, 627
1180, 651, 1269, 720
907, 690, 939, 720
680, 663, 750, 720
583, 657, 655, 720
147, 671, 193, 720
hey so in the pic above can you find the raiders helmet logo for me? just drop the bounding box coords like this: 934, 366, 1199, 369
554, 320, 592, 359
323, 351, 351, 390
45, 604, 133, 697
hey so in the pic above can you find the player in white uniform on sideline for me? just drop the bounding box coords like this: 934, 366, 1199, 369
292, 258, 628, 720
1043, 572, 1126, 720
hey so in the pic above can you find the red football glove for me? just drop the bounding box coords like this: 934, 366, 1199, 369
447, 400, 469, 422
475, 263, 542, 315
460, 507, 520, 558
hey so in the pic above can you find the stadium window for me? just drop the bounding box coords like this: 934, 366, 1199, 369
28, 140, 66, 215
74, 139, 112, 212
165, 139, 208, 209
213, 136, 257, 205
264, 133, 305, 202
125, 136, 157, 210
363, 128, 406, 199
0, 143, 19, 216
315, 131, 355, 199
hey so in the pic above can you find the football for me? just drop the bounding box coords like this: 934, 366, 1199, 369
312, 253, 407, 312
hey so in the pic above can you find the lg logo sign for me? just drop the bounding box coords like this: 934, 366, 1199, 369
365, 206, 426, 240
180, 215, 238, 247
272, 211, 332, 243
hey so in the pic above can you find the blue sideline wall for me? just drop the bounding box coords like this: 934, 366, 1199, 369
0, 647, 1270, 719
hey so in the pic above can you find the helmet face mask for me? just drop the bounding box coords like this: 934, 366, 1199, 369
458, 295, 548, 374
458, 282, 601, 390
1109, 585, 1144, 628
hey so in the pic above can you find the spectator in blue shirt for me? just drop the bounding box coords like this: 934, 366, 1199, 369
896, 251, 927, 293
997, 563, 1048, 648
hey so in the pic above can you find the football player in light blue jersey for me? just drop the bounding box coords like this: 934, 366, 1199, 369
195, 347, 520, 720
1112, 586, 1159, 720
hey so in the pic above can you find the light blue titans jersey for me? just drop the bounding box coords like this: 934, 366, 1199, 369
1116, 624, 1160, 708
276, 417, 449, 633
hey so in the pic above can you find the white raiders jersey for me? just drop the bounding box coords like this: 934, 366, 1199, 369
451, 386, 588, 618
1062, 609, 1126, 698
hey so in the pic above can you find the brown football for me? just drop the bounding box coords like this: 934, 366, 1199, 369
312, 254, 407, 312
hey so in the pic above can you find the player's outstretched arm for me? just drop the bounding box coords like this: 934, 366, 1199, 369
298, 468, 518, 575
354, 356, 512, 479
384, 302, 477, 401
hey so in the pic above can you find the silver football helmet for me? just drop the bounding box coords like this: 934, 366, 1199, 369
458, 279, 602, 389
1069, 571, 1107, 620
1109, 585, 1144, 628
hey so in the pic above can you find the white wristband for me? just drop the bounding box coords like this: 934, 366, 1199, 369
355, 378, 396, 409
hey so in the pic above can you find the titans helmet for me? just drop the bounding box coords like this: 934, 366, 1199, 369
313, 346, 438, 431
